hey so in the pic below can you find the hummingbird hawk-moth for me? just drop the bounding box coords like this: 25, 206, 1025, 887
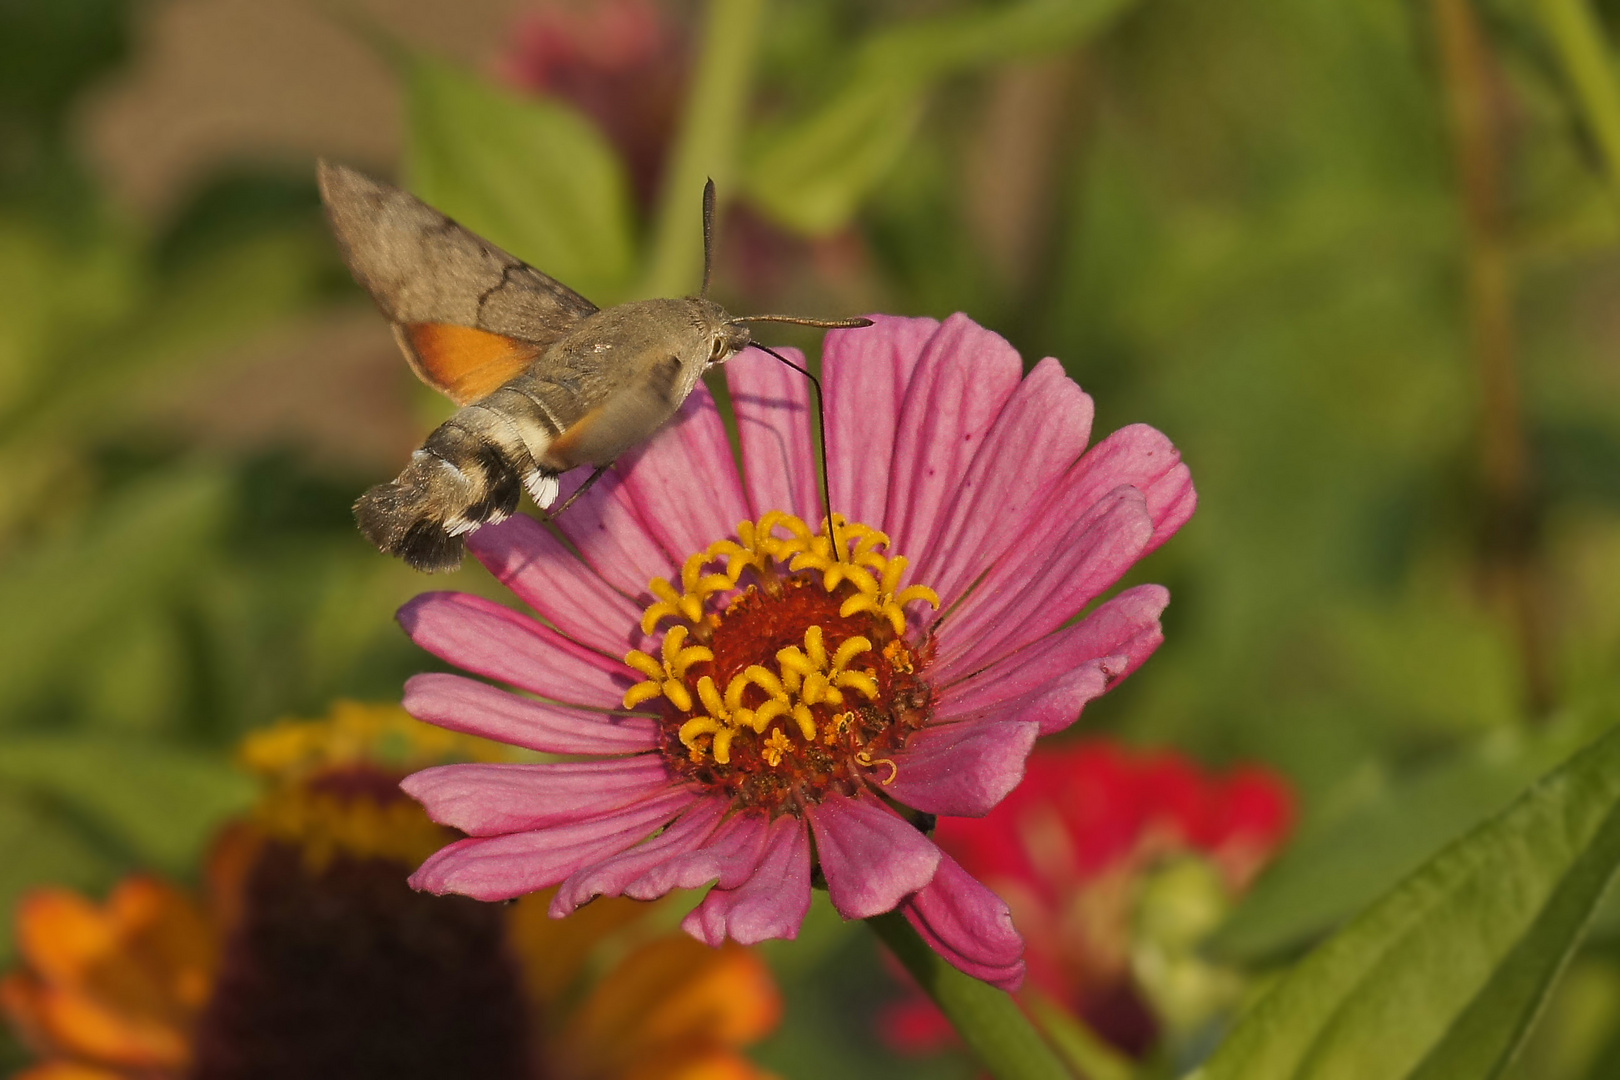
318, 161, 865, 573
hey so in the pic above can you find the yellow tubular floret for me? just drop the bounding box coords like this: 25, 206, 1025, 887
624, 651, 664, 680
622, 628, 714, 711
792, 703, 818, 741
835, 670, 880, 701
881, 555, 908, 596
752, 699, 789, 731
832, 636, 872, 670
896, 584, 940, 607
622, 682, 665, 709
680, 716, 722, 745
640, 603, 680, 636
741, 664, 785, 701
803, 626, 826, 669
776, 646, 815, 681
661, 679, 694, 713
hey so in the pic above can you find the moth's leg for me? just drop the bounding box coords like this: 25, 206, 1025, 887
553, 465, 611, 515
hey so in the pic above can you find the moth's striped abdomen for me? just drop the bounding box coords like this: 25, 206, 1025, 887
353, 403, 555, 573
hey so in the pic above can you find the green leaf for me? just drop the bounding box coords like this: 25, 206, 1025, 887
402, 53, 637, 304
1212, 723, 1598, 962
1194, 721, 1620, 1080
741, 0, 1137, 235
0, 735, 253, 873
1533, 0, 1620, 196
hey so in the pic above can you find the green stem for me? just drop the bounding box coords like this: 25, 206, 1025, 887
1024, 993, 1137, 1080
1537, 0, 1620, 194
637, 0, 767, 298
868, 912, 1073, 1080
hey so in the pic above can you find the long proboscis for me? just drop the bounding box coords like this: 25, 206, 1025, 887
748, 342, 843, 562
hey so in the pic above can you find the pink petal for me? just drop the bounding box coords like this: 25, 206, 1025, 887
937, 585, 1169, 734
398, 592, 630, 708
909, 358, 1095, 607
824, 315, 939, 529
900, 853, 1025, 991
468, 515, 648, 658
549, 797, 728, 915
881, 313, 1025, 564
806, 792, 941, 920
549, 467, 679, 597
610, 384, 751, 564
1062, 423, 1196, 554
404, 673, 658, 755
885, 720, 1038, 818
625, 808, 772, 899
728, 347, 820, 522
400, 757, 677, 836
408, 789, 693, 901
933, 486, 1155, 679
682, 815, 811, 946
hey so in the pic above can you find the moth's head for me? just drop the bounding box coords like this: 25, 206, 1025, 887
692, 298, 751, 368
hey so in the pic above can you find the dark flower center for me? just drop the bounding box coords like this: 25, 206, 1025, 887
189, 835, 538, 1080
623, 514, 938, 816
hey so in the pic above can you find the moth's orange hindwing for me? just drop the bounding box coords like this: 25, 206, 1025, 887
396, 322, 543, 406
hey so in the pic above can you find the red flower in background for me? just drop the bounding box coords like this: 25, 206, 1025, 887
885, 740, 1292, 1058
500, 0, 688, 209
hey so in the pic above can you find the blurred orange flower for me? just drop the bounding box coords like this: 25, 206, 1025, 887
2, 703, 781, 1080
2, 878, 210, 1080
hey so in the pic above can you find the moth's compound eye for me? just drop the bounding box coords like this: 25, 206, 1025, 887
711, 323, 751, 365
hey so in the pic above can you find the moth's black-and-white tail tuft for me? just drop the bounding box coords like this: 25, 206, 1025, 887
353, 425, 528, 573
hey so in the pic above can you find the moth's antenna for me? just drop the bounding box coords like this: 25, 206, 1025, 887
733, 314, 874, 330
749, 343, 842, 562
700, 178, 717, 300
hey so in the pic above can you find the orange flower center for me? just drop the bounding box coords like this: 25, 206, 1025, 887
623, 514, 940, 815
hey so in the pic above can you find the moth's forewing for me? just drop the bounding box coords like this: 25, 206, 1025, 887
316, 160, 598, 402
544, 354, 687, 469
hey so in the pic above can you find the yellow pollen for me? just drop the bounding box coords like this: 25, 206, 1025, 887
883, 639, 915, 674
824, 711, 855, 745
762, 729, 793, 767
620, 512, 938, 774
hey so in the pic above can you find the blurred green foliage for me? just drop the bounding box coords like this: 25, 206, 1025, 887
1200, 719, 1620, 1080
5, 0, 1620, 1076
0, 0, 432, 976
406, 53, 639, 302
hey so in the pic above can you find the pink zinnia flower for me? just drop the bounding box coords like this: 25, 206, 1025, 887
396, 314, 1195, 989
